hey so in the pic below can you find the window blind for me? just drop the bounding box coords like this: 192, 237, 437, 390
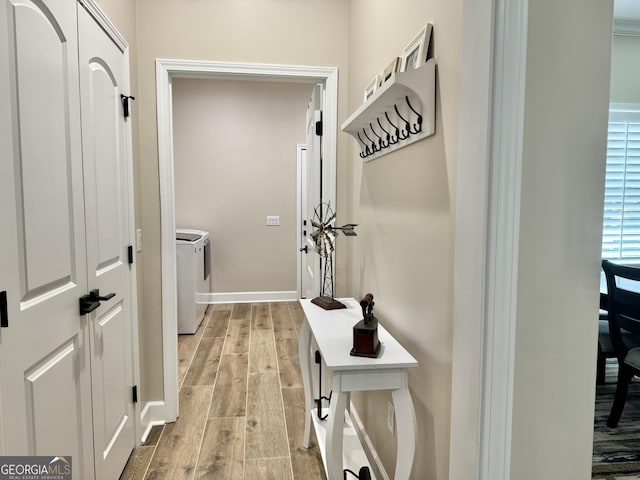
602, 106, 640, 261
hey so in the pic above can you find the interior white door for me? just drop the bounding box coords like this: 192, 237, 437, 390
78, 5, 136, 480
0, 1, 95, 479
303, 84, 324, 300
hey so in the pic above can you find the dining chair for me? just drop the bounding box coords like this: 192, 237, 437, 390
598, 312, 617, 385
601, 260, 640, 427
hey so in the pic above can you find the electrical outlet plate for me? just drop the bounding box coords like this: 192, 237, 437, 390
266, 215, 280, 226
387, 400, 395, 434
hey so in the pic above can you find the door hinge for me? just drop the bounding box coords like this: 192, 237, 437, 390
132, 385, 138, 403
120, 94, 135, 118
128, 245, 134, 264
1, 291, 8, 328
315, 119, 323, 136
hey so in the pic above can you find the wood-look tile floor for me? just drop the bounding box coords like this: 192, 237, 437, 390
120, 302, 326, 480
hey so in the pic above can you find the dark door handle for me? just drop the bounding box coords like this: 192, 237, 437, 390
79, 290, 116, 315
89, 289, 115, 302
300, 245, 308, 253
79, 294, 100, 315
1, 291, 8, 327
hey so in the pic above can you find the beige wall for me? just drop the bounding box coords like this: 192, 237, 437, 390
345, 2, 461, 479
135, 0, 349, 402
610, 34, 640, 103
172, 79, 311, 293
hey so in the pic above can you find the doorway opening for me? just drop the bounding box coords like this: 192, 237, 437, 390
155, 60, 338, 420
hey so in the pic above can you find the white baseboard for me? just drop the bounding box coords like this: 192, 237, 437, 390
139, 400, 169, 443
140, 420, 166, 445
195, 291, 298, 304
349, 402, 391, 480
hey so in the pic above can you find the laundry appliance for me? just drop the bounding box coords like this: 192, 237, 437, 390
176, 228, 211, 334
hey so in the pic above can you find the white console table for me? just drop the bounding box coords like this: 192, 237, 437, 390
298, 298, 418, 480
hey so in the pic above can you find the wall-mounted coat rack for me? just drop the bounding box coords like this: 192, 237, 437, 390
342, 58, 436, 162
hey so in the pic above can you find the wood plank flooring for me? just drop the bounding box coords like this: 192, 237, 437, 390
120, 302, 326, 480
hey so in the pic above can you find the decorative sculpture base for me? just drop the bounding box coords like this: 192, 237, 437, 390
311, 296, 346, 310
350, 317, 380, 358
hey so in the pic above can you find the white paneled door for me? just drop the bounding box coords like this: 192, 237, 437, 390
0, 2, 136, 479
0, 0, 94, 478
78, 5, 136, 480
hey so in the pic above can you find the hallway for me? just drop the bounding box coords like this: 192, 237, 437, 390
120, 302, 326, 479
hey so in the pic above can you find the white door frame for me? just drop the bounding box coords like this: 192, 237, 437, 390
450, 0, 528, 478
296, 144, 307, 299
155, 59, 338, 421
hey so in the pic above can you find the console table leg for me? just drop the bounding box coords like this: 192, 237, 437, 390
326, 387, 347, 480
392, 383, 416, 480
298, 319, 313, 448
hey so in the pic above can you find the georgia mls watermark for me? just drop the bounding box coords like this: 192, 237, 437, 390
0, 457, 71, 480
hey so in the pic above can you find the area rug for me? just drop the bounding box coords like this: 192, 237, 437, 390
593, 360, 640, 479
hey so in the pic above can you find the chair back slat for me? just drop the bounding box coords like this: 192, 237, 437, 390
602, 260, 640, 355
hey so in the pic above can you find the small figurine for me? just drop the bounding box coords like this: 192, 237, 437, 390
350, 293, 381, 358
361, 293, 374, 324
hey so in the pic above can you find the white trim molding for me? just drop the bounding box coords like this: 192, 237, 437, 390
296, 144, 307, 299
155, 59, 339, 422
450, 0, 528, 478
479, 0, 529, 477
78, 0, 128, 52
139, 401, 167, 443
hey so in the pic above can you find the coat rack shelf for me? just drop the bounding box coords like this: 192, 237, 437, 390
342, 58, 436, 162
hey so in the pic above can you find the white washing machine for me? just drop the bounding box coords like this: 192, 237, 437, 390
176, 228, 211, 334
